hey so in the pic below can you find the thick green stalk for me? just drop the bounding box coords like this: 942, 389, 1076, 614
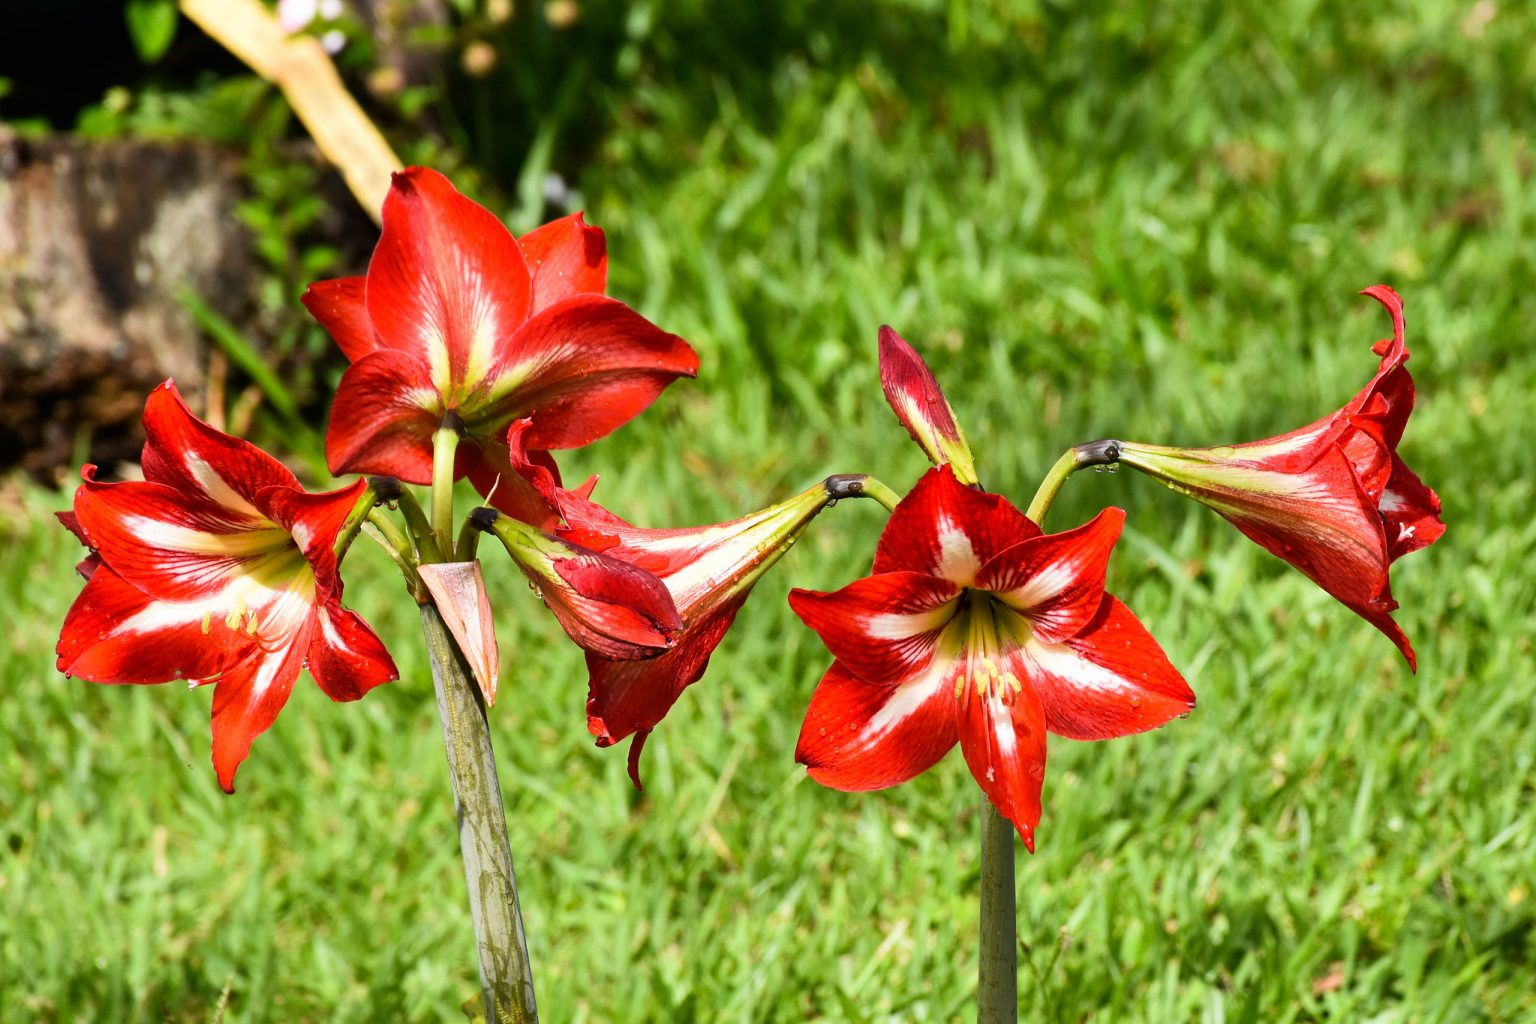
979, 438, 1122, 1023
420, 606, 538, 1024
977, 803, 1018, 1022
431, 417, 463, 563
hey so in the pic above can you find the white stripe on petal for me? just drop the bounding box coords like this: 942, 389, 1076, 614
934, 514, 980, 583
865, 604, 957, 641
125, 516, 287, 556
111, 595, 226, 637
1025, 640, 1132, 695
861, 660, 950, 746
186, 454, 262, 517
1004, 560, 1077, 611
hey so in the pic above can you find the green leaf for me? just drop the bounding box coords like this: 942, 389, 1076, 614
124, 0, 179, 63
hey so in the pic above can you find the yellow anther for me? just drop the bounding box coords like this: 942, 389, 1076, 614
201, 612, 213, 636
245, 610, 260, 635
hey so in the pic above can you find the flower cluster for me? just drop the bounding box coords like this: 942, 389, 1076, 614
57, 167, 1441, 848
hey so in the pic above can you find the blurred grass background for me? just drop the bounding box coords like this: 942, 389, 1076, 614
2, 0, 1533, 1021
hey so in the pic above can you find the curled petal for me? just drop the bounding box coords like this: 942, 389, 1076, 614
457, 436, 563, 532
873, 465, 1040, 580
546, 553, 681, 659
301, 276, 376, 362
586, 604, 742, 786
307, 600, 399, 702
957, 679, 1047, 851
1380, 454, 1444, 562
787, 573, 960, 685
261, 478, 372, 599
878, 325, 979, 484
1023, 596, 1194, 741
487, 294, 699, 451
139, 381, 298, 511
520, 212, 608, 313
796, 660, 959, 792
325, 349, 441, 481
481, 512, 680, 659
978, 507, 1125, 644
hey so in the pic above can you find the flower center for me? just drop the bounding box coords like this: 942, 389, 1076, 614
949, 592, 1027, 705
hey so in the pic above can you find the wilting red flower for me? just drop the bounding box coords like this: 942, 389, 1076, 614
1115, 286, 1443, 668
543, 475, 843, 787
303, 167, 699, 527
57, 381, 398, 792
789, 466, 1193, 849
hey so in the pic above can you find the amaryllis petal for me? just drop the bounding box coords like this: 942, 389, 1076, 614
957, 678, 1048, 850
477, 509, 680, 659
59, 388, 398, 791
1023, 596, 1195, 741
878, 325, 979, 485
209, 628, 311, 792
456, 424, 562, 530
796, 660, 960, 792
306, 601, 399, 702
873, 465, 1040, 579
326, 348, 441, 481
585, 603, 742, 786
72, 476, 254, 601
300, 276, 376, 362
787, 573, 960, 685
261, 478, 371, 598
418, 561, 500, 705
544, 552, 680, 659
1381, 455, 1444, 561
57, 565, 249, 684
1116, 287, 1440, 668
1119, 442, 1392, 610
978, 508, 1125, 644
520, 212, 607, 313
140, 381, 298, 510
486, 294, 699, 451
570, 479, 843, 783
365, 167, 532, 390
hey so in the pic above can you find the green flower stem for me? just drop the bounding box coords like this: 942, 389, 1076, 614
420, 606, 539, 1024
431, 414, 464, 565
824, 473, 902, 513
1025, 439, 1121, 525
977, 802, 1018, 1023
979, 438, 1123, 1024
364, 506, 414, 560
455, 513, 484, 563
333, 479, 382, 562
393, 485, 442, 564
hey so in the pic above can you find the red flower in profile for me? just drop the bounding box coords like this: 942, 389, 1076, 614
303, 167, 699, 527
57, 382, 398, 791
1116, 286, 1443, 667
789, 467, 1193, 849
548, 475, 843, 786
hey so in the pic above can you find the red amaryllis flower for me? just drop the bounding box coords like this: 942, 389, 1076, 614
1115, 286, 1443, 668
57, 381, 398, 792
303, 167, 699, 527
789, 466, 1193, 849
545, 476, 845, 787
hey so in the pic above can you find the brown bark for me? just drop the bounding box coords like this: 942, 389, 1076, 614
0, 130, 253, 480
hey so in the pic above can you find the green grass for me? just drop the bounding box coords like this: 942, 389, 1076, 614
3, 1, 1535, 1021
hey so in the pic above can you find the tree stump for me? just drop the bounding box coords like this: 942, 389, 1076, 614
0, 130, 254, 481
